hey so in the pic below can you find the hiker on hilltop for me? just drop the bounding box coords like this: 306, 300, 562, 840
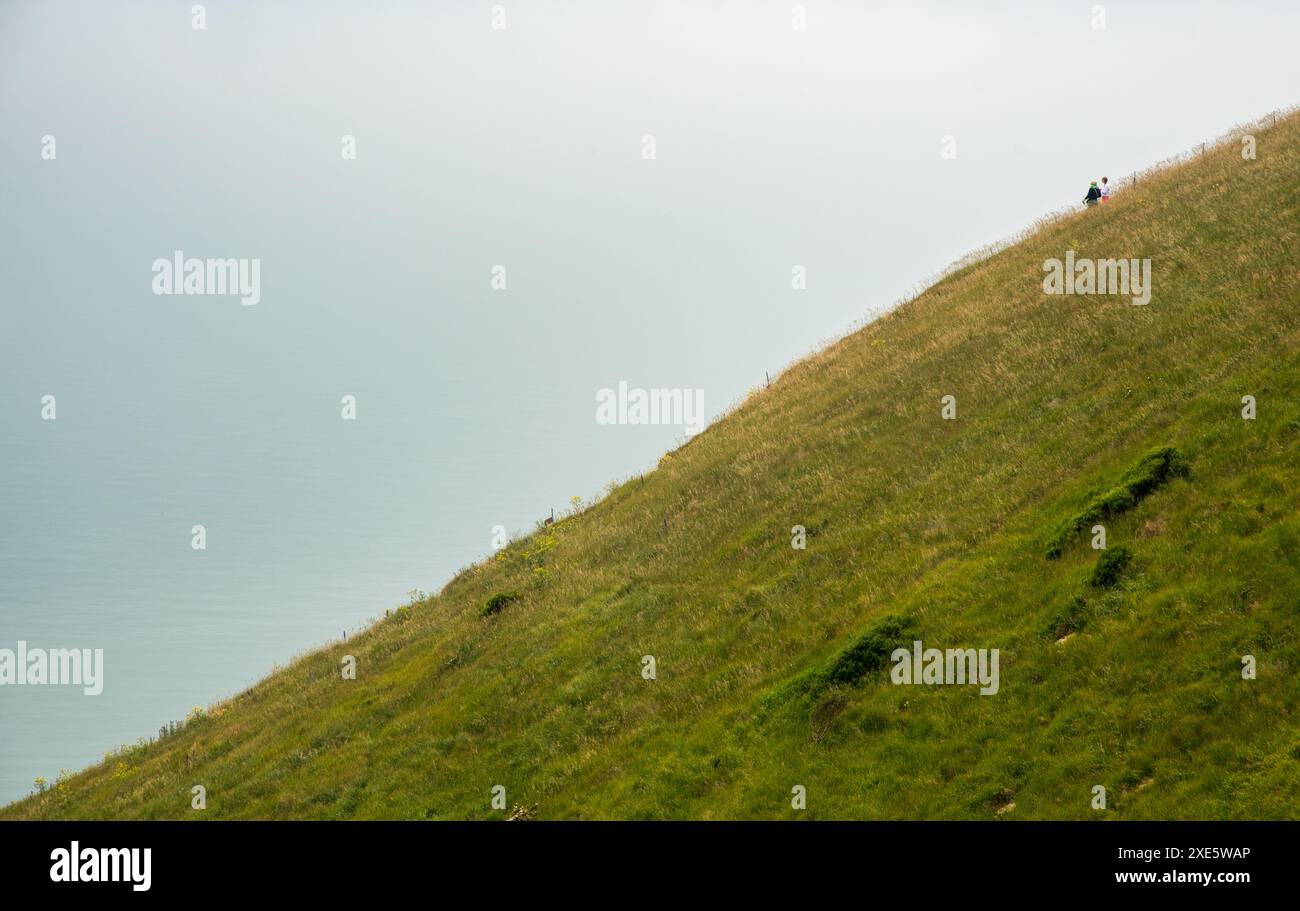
1083, 181, 1101, 207
1100, 176, 1112, 203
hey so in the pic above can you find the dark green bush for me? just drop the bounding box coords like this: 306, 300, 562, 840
1044, 596, 1089, 639
757, 613, 916, 718
824, 615, 916, 688
1046, 447, 1189, 558
481, 591, 520, 617
1090, 545, 1133, 588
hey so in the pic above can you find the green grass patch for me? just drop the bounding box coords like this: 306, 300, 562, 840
1043, 596, 1090, 640
1045, 447, 1190, 558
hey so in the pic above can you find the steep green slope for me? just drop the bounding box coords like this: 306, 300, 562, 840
8, 111, 1300, 820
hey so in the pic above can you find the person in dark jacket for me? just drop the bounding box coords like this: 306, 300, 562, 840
1083, 181, 1101, 206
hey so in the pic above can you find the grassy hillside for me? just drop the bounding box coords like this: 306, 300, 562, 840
8, 110, 1300, 821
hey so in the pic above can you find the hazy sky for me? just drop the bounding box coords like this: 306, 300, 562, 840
1, 0, 1297, 803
